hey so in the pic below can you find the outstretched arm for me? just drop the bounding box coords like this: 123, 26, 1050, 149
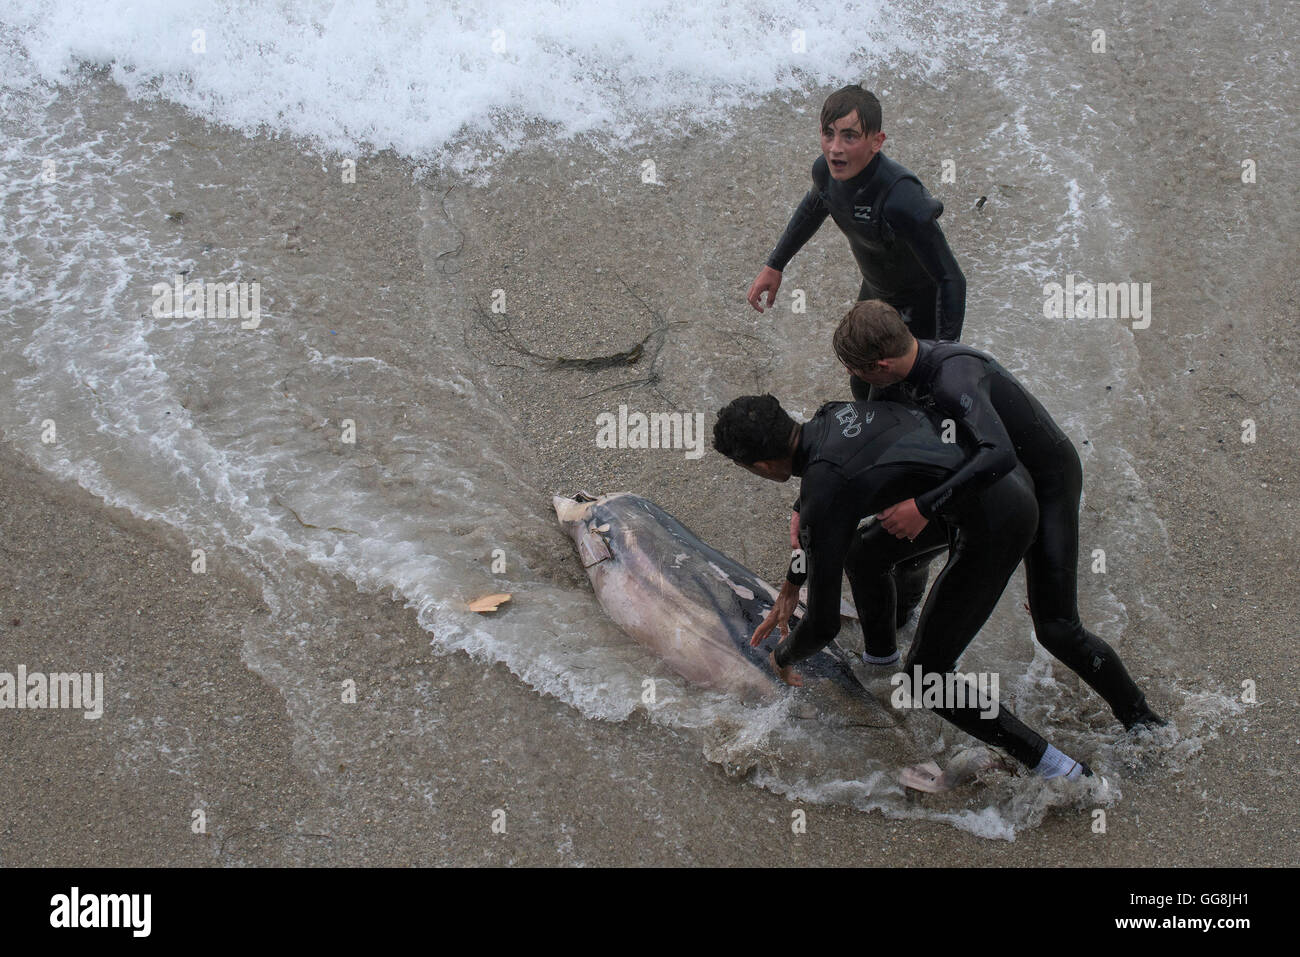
765, 157, 831, 272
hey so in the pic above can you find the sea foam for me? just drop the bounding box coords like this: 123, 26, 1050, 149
2, 0, 943, 169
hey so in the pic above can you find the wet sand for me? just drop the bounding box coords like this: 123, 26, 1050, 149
2, 362, 1295, 868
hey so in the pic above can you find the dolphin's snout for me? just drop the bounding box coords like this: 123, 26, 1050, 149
553, 493, 597, 526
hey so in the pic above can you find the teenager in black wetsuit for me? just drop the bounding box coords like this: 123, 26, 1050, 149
833, 300, 1165, 731
746, 84, 966, 367
713, 394, 1092, 780
748, 85, 964, 619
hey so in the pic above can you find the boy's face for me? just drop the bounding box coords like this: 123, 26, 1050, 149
821, 110, 886, 180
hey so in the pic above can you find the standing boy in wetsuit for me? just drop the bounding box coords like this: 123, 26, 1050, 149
713, 394, 1092, 780
746, 83, 967, 393
833, 300, 1165, 731
747, 84, 965, 619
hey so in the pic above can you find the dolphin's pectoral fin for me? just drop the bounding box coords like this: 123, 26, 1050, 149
577, 529, 612, 568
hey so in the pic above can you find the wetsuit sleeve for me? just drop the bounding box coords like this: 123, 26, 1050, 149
913, 356, 1018, 519
785, 550, 804, 586
766, 158, 831, 272
786, 487, 806, 583
883, 180, 966, 340
775, 467, 857, 667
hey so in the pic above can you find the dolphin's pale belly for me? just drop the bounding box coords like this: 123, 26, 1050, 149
554, 492, 864, 700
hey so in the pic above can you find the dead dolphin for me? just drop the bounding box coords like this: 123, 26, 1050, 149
553, 492, 866, 701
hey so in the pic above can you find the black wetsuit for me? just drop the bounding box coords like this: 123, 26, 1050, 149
772, 152, 966, 612
862, 340, 1158, 728
775, 399, 1053, 769
767, 153, 966, 343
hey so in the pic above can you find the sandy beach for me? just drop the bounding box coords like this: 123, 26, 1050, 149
1, 0, 1297, 865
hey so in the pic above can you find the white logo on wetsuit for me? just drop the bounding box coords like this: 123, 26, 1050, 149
854, 204, 872, 220
834, 404, 872, 437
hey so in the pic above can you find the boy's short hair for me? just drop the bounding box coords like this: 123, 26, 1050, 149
821, 85, 883, 136
713, 395, 798, 465
833, 300, 914, 369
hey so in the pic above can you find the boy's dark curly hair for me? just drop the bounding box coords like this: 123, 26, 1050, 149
712, 394, 797, 465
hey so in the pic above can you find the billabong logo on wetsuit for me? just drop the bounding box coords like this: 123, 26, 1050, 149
834, 405, 872, 437
853, 205, 872, 221
959, 393, 973, 412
